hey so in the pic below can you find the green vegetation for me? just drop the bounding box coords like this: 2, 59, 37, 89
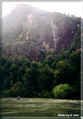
52, 84, 72, 99
0, 48, 80, 99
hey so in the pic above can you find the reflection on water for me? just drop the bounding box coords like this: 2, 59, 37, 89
0, 98, 82, 118
1, 117, 81, 119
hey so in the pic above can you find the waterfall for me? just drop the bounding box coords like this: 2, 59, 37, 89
50, 18, 57, 49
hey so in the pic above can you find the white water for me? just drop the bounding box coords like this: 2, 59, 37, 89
50, 18, 57, 49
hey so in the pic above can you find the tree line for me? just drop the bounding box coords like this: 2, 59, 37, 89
0, 48, 80, 99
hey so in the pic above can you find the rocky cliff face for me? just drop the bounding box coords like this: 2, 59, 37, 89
2, 4, 81, 60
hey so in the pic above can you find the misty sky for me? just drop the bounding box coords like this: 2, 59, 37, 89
2, 2, 83, 18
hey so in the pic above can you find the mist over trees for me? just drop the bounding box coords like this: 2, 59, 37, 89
0, 5, 81, 99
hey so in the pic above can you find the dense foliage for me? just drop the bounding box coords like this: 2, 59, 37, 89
0, 47, 80, 99
52, 84, 72, 99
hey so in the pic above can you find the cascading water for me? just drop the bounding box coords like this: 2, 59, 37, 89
50, 18, 57, 49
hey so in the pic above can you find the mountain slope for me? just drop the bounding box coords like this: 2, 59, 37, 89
2, 4, 81, 60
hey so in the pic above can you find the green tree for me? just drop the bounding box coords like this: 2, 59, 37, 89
9, 81, 24, 97
52, 84, 72, 99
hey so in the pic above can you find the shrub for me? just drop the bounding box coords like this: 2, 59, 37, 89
52, 84, 72, 99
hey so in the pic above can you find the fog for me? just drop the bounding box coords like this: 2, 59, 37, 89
2, 1, 83, 18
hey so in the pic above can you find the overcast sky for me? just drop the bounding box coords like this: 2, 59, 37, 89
2, 2, 83, 18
